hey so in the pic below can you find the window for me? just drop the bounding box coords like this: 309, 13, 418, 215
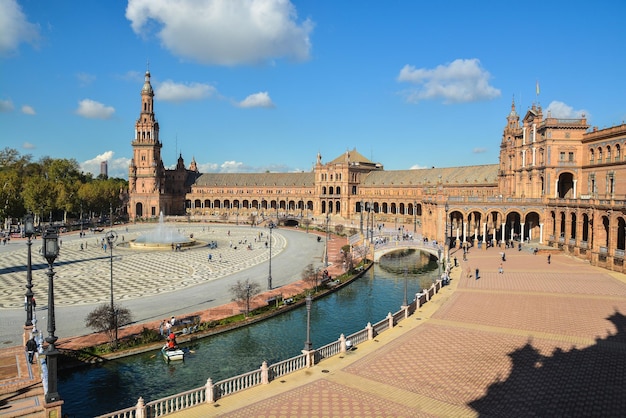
559, 152, 566, 161
568, 152, 574, 162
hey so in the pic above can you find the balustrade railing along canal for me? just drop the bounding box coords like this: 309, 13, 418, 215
96, 278, 445, 418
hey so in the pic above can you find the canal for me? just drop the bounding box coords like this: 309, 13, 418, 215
59, 249, 439, 416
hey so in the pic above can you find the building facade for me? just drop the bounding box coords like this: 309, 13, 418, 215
127, 71, 626, 272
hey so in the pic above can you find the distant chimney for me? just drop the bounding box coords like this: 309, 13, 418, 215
100, 161, 108, 177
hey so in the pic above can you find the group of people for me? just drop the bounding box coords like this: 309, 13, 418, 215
160, 316, 178, 350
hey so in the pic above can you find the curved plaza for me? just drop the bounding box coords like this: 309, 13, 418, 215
0, 223, 325, 345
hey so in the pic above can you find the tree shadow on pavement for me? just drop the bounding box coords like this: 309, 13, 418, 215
468, 310, 626, 416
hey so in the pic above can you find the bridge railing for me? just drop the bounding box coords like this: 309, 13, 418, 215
99, 279, 445, 418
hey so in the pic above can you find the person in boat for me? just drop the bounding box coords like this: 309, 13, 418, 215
165, 332, 178, 351
166, 338, 176, 351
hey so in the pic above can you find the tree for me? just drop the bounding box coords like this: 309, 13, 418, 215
341, 245, 354, 272
302, 263, 318, 292
85, 303, 133, 348
301, 217, 311, 233
352, 243, 370, 264
229, 279, 261, 316
334, 224, 344, 235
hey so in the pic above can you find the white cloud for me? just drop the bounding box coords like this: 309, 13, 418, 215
397, 58, 500, 104
410, 164, 428, 170
21, 105, 35, 115
125, 0, 313, 65
473, 147, 487, 154
545, 101, 588, 119
0, 0, 40, 56
76, 72, 96, 87
156, 80, 216, 102
220, 160, 246, 172
22, 142, 35, 150
81, 151, 131, 179
238, 91, 275, 108
0, 99, 15, 112
75, 99, 115, 119
194, 160, 295, 173
197, 162, 219, 172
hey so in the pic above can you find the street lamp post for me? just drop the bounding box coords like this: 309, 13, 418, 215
304, 294, 312, 351
42, 227, 61, 404
324, 214, 329, 267
414, 201, 417, 234
245, 282, 251, 316
438, 247, 442, 277
360, 200, 364, 234
444, 202, 449, 264
268, 224, 274, 290
24, 214, 35, 327
403, 267, 408, 307
370, 202, 375, 242
106, 231, 118, 345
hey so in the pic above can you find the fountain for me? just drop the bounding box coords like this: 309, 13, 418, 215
129, 212, 197, 250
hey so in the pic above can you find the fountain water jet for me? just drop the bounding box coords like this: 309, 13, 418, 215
129, 212, 197, 250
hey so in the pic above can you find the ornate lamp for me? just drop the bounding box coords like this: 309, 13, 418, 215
42, 227, 61, 404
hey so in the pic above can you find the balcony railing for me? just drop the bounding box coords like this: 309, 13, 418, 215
98, 280, 444, 418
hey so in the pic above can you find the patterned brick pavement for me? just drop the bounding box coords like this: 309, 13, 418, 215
0, 225, 286, 308
170, 246, 626, 417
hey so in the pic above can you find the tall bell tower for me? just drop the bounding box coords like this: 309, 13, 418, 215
128, 70, 166, 219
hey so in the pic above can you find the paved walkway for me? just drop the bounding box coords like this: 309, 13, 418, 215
167, 245, 626, 417
0, 222, 348, 417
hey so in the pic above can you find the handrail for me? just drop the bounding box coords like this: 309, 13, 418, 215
99, 277, 447, 418
214, 368, 263, 399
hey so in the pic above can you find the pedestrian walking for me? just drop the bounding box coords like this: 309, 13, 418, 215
208, 253, 212, 262
475, 268, 480, 280
498, 264, 503, 274
548, 254, 551, 264
26, 336, 37, 364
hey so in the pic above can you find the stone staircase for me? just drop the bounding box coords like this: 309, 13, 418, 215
0, 346, 45, 417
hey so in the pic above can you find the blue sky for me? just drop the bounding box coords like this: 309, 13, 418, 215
2, 0, 625, 179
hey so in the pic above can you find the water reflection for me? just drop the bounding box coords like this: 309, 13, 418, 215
59, 250, 436, 416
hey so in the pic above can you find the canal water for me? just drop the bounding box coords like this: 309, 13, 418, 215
59, 249, 439, 417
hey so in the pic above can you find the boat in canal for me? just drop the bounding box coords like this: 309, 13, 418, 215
161, 346, 185, 362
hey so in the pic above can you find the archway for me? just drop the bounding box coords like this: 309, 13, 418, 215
557, 172, 575, 198
135, 202, 143, 218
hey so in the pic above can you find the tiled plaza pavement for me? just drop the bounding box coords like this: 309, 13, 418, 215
0, 225, 287, 309
0, 225, 348, 417
171, 246, 626, 417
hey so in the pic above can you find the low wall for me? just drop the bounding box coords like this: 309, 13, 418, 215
97, 278, 448, 418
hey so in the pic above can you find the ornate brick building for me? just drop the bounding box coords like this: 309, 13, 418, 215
128, 71, 626, 271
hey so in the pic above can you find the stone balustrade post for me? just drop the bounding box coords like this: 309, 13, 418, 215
339, 333, 347, 353
206, 378, 214, 403
261, 361, 269, 384
367, 322, 373, 340
301, 349, 316, 368
135, 397, 145, 418
387, 312, 393, 329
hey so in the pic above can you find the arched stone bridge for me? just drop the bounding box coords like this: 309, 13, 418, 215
372, 240, 444, 263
